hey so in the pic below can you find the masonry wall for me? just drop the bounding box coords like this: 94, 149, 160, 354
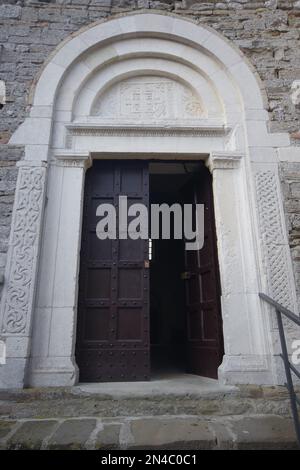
0, 0, 299, 302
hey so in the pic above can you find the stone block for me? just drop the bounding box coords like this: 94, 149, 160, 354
290, 182, 300, 197
208, 421, 234, 449
0, 167, 18, 194
48, 418, 96, 449
129, 417, 215, 449
0, 358, 27, 389
0, 5, 21, 20
233, 416, 298, 449
21, 7, 39, 22
0, 420, 16, 441
7, 420, 58, 450
95, 422, 121, 449
38, 8, 65, 23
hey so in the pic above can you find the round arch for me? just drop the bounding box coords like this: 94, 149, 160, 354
0, 11, 297, 389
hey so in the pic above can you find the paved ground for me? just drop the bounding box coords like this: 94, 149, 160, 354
0, 415, 298, 450
0, 376, 299, 450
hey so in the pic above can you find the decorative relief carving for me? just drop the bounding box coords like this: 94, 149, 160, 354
255, 172, 284, 244
206, 152, 243, 172
267, 245, 293, 308
255, 170, 294, 310
66, 125, 227, 141
92, 76, 205, 122
1, 166, 46, 334
55, 152, 92, 170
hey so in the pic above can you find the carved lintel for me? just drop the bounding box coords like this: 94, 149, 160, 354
66, 123, 229, 139
206, 152, 243, 172
54, 151, 92, 170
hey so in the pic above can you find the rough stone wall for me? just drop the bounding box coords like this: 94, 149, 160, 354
0, 0, 300, 302
280, 161, 300, 303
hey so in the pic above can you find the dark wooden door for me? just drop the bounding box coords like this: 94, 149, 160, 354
76, 160, 150, 382
183, 168, 224, 379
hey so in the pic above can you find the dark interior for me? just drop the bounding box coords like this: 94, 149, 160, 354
149, 163, 202, 374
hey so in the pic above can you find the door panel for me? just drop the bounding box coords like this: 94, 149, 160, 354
183, 168, 224, 379
76, 160, 150, 382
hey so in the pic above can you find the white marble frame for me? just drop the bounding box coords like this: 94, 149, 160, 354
0, 11, 298, 388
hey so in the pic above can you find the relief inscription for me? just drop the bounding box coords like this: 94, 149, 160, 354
92, 76, 204, 122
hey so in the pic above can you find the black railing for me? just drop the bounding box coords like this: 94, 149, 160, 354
259, 293, 300, 447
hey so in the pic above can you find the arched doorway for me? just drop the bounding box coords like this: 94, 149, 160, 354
0, 12, 297, 388
75, 160, 224, 382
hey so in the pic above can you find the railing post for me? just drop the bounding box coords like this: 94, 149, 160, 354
276, 309, 300, 447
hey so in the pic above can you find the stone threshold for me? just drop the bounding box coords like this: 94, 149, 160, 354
73, 374, 237, 399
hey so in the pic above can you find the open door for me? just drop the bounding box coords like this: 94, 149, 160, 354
76, 160, 223, 382
76, 160, 150, 382
182, 167, 224, 379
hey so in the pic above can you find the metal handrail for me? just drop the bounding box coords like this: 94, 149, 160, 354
259, 293, 300, 447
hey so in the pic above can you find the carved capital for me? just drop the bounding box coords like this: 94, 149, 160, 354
206, 152, 243, 172
54, 151, 92, 170
17, 160, 47, 169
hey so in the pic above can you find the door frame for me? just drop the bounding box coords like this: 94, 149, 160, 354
27, 150, 272, 387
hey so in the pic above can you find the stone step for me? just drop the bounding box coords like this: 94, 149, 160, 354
0, 379, 299, 449
0, 415, 298, 450
0, 383, 294, 420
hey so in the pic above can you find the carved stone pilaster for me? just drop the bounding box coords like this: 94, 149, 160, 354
206, 152, 243, 172
0, 162, 47, 336
255, 169, 296, 311
0, 161, 47, 388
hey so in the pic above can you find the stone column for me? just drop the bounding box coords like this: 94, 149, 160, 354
0, 161, 47, 388
28, 152, 91, 387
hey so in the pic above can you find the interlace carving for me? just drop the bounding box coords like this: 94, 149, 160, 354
1, 166, 45, 334
255, 170, 293, 309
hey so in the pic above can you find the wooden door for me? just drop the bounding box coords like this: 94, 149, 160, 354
76, 160, 150, 382
183, 168, 224, 379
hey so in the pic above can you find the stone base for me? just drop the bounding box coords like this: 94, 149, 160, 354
0, 358, 27, 389
218, 354, 278, 386
27, 357, 78, 387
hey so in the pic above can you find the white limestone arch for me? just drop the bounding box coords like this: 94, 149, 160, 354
0, 11, 298, 388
